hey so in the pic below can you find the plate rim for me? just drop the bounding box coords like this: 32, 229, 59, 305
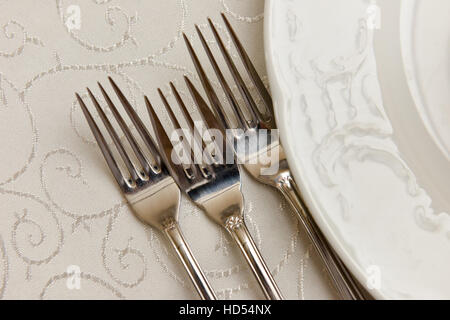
263, 0, 385, 300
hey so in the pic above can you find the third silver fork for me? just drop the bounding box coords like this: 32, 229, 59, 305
184, 14, 367, 300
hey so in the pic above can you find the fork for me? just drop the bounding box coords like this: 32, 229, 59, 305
183, 13, 367, 300
75, 77, 216, 300
146, 78, 283, 300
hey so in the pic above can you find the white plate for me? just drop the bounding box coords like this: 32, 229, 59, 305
264, 0, 450, 299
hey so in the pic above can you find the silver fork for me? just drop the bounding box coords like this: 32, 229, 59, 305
75, 77, 216, 300
183, 14, 367, 300
146, 78, 284, 300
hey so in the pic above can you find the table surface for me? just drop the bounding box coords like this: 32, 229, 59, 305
0, 0, 341, 299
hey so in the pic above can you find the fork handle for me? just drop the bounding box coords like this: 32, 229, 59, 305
164, 223, 217, 300
226, 219, 284, 300
276, 173, 367, 300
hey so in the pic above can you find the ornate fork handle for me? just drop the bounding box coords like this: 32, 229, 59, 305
225, 216, 284, 300
164, 223, 217, 300
276, 173, 366, 300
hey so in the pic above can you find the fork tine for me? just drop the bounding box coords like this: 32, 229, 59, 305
108, 77, 161, 171
145, 96, 190, 189
221, 13, 275, 127
207, 18, 262, 128
182, 33, 231, 133
98, 82, 150, 175
194, 24, 248, 131
157, 88, 183, 132
76, 93, 126, 186
157, 88, 197, 172
184, 76, 223, 135
86, 88, 139, 182
165, 84, 214, 176
169, 82, 212, 166
184, 76, 228, 161
169, 82, 198, 140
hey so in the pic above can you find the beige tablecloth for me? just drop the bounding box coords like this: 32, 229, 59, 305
0, 0, 338, 299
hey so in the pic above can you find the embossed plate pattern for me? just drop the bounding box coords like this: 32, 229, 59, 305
265, 0, 450, 299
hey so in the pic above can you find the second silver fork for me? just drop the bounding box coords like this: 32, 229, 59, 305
146, 78, 283, 300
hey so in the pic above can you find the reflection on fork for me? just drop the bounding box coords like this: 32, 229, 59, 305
75, 77, 216, 300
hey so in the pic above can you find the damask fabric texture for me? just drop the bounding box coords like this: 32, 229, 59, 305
0, 0, 337, 299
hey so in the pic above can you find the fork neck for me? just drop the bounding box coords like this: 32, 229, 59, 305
193, 180, 244, 226
127, 178, 181, 231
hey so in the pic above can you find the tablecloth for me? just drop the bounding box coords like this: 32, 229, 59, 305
0, 0, 340, 299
